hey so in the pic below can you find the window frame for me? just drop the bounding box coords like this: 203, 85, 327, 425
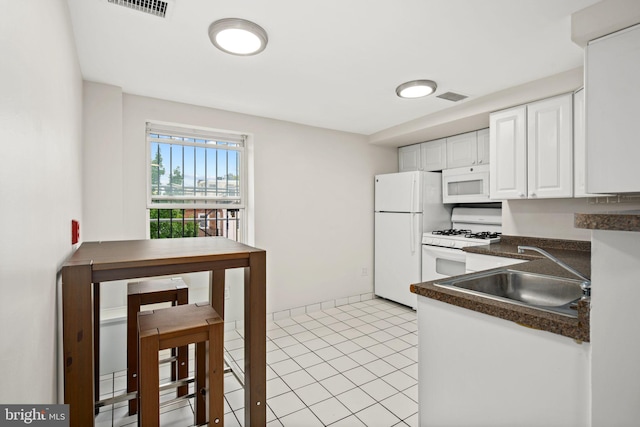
145, 120, 247, 210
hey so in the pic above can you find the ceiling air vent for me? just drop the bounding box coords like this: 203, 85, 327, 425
108, 0, 169, 18
437, 92, 468, 102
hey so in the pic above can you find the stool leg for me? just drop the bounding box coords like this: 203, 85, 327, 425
209, 322, 224, 426
127, 295, 141, 415
170, 346, 177, 383
93, 282, 100, 416
176, 344, 189, 398
177, 289, 189, 398
139, 333, 160, 427
195, 341, 207, 426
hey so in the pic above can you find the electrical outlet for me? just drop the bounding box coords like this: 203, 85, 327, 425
224, 287, 230, 300
361, 267, 368, 277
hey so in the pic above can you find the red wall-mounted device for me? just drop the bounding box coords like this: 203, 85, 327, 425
71, 219, 80, 245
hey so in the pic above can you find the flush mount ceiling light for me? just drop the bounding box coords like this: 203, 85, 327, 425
208, 18, 268, 56
396, 80, 438, 99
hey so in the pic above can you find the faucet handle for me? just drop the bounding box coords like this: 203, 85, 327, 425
580, 281, 591, 297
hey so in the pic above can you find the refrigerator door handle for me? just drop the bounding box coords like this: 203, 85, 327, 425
410, 176, 416, 213
410, 213, 415, 255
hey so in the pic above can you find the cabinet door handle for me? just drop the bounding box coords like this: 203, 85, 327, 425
530, 192, 536, 197
478, 159, 483, 164
519, 193, 525, 198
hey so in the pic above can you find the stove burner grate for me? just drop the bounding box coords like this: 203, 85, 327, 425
464, 231, 502, 239
432, 229, 472, 236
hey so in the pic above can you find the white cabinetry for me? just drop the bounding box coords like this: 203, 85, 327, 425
527, 94, 573, 199
489, 106, 527, 199
398, 144, 421, 172
398, 139, 447, 172
591, 229, 640, 425
573, 88, 588, 197
574, 89, 610, 198
446, 132, 477, 168
476, 128, 490, 166
418, 296, 590, 427
398, 130, 489, 173
490, 93, 573, 200
446, 129, 490, 169
421, 138, 447, 171
586, 24, 640, 193
465, 252, 526, 273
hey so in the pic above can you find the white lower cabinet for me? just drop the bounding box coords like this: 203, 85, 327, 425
490, 93, 573, 200
465, 252, 526, 273
590, 229, 640, 425
418, 296, 591, 427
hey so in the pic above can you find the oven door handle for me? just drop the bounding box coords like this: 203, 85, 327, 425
422, 245, 466, 262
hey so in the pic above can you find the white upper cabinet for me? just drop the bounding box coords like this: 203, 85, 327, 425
398, 131, 487, 173
573, 88, 609, 197
421, 138, 447, 171
490, 94, 573, 200
586, 24, 640, 193
446, 132, 477, 168
446, 130, 490, 169
573, 88, 588, 197
476, 128, 490, 165
490, 106, 527, 199
526, 94, 573, 199
398, 144, 421, 172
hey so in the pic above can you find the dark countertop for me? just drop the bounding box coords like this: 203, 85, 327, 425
411, 235, 591, 342
575, 210, 640, 232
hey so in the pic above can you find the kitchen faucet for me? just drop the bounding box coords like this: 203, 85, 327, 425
517, 246, 591, 297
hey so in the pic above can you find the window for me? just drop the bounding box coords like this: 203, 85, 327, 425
146, 121, 246, 242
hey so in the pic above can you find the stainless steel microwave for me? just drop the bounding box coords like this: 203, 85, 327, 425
442, 164, 491, 203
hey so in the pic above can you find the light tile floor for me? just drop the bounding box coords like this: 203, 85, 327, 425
96, 298, 418, 426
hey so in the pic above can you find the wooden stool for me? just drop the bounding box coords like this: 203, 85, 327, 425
127, 278, 188, 415
138, 303, 224, 427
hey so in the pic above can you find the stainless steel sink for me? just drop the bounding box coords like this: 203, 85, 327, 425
434, 269, 585, 317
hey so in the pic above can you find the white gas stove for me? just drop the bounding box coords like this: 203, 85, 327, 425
422, 229, 501, 249
421, 207, 502, 281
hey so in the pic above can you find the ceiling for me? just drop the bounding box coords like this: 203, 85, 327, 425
66, 0, 599, 138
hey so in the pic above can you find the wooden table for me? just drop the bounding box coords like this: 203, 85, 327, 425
61, 238, 266, 427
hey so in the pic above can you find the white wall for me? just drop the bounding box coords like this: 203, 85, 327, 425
0, 1, 83, 403
591, 229, 640, 426
502, 198, 640, 241
81, 87, 396, 319
82, 82, 125, 242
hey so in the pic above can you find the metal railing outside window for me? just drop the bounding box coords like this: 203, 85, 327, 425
146, 122, 247, 242
149, 208, 242, 241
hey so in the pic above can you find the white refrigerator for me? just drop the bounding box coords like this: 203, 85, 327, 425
374, 171, 451, 309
